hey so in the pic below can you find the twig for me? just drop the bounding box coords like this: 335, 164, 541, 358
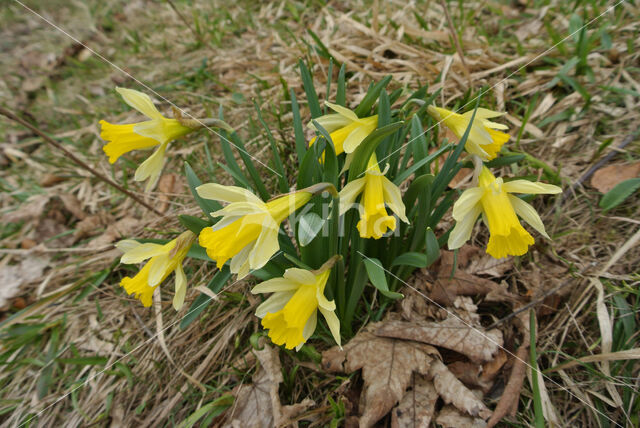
560, 130, 639, 204
440, 0, 471, 87
0, 106, 163, 216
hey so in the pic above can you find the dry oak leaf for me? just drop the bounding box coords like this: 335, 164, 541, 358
590, 161, 640, 193
391, 373, 438, 428
430, 359, 491, 419
89, 216, 140, 248
225, 344, 313, 428
322, 329, 439, 428
376, 317, 503, 364
435, 405, 488, 428
0, 256, 49, 309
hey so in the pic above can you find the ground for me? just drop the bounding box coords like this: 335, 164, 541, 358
0, 0, 639, 426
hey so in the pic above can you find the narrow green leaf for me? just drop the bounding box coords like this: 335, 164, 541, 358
299, 59, 322, 118
425, 228, 440, 267
184, 162, 221, 221
336, 63, 346, 106
228, 131, 270, 200
484, 154, 526, 168
392, 252, 428, 268
600, 178, 640, 212
290, 89, 307, 166
186, 243, 211, 261
178, 215, 211, 235
347, 122, 404, 182
393, 144, 450, 185
58, 356, 108, 365
254, 101, 289, 193
354, 75, 392, 117
177, 395, 234, 428
298, 212, 325, 246
363, 257, 403, 299
180, 266, 232, 329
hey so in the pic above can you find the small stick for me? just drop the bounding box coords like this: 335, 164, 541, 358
440, 0, 472, 87
0, 106, 163, 216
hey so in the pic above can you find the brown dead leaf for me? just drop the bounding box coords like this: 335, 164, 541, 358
322, 329, 438, 428
486, 344, 529, 427
0, 257, 49, 309
447, 361, 492, 392
391, 374, 438, 428
3, 194, 50, 223
480, 349, 508, 383
225, 344, 313, 428
375, 317, 503, 364
73, 214, 109, 242
157, 173, 181, 213
90, 216, 140, 248
58, 194, 86, 220
436, 405, 488, 428
39, 173, 67, 187
590, 161, 640, 193
430, 359, 491, 419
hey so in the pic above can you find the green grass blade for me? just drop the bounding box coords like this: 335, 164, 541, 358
299, 59, 322, 118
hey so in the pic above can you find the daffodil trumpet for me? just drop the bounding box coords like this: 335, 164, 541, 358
427, 105, 510, 161
100, 88, 197, 191
448, 167, 561, 259
308, 102, 378, 156
197, 182, 337, 278
339, 153, 408, 239
252, 256, 342, 350
117, 230, 196, 309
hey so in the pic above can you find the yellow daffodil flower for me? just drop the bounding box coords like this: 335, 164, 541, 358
100, 87, 193, 191
117, 230, 196, 309
309, 102, 377, 155
427, 105, 510, 161
197, 183, 333, 278
339, 153, 408, 239
448, 167, 561, 258
252, 258, 341, 350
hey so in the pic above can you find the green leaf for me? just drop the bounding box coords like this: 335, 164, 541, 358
483, 154, 526, 168
403, 173, 434, 210
58, 356, 108, 365
392, 252, 428, 268
180, 266, 232, 329
177, 395, 234, 428
347, 122, 404, 183
354, 75, 392, 117
363, 257, 403, 299
254, 101, 289, 193
178, 215, 211, 235
186, 243, 211, 261
227, 131, 270, 200
393, 144, 450, 185
298, 212, 325, 246
425, 228, 440, 267
184, 162, 221, 221
290, 90, 307, 166
336, 63, 346, 106
299, 59, 322, 118
297, 143, 323, 188
600, 178, 640, 212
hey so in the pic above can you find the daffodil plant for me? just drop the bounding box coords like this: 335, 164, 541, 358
103, 62, 560, 351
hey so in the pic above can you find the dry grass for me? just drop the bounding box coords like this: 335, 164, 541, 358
1, 0, 639, 426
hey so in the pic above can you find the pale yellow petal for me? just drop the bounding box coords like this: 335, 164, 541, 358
283, 268, 316, 285
319, 307, 341, 347
338, 178, 366, 215
451, 187, 484, 220
173, 264, 187, 310
120, 243, 167, 264
448, 205, 482, 250
502, 180, 562, 195
252, 277, 299, 294
115, 239, 143, 253
249, 222, 280, 269
196, 183, 264, 205
148, 254, 170, 287
135, 142, 167, 190
211, 202, 266, 218
309, 113, 352, 132
508, 195, 550, 239
116, 87, 163, 120
381, 176, 409, 223
325, 102, 359, 121
255, 291, 295, 318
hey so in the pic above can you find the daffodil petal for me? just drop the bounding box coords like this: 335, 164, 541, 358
343, 125, 373, 153
319, 306, 341, 347
196, 183, 264, 205
173, 264, 187, 310
252, 278, 299, 294
283, 268, 316, 285
148, 254, 170, 287
230, 243, 253, 277
116, 87, 163, 120
325, 102, 359, 121
255, 291, 295, 318
452, 187, 484, 220
115, 239, 143, 253
338, 178, 366, 215
135, 141, 167, 183
508, 195, 550, 239
503, 180, 562, 195
471, 108, 505, 120
249, 221, 280, 269
381, 176, 409, 223
211, 202, 265, 218
448, 205, 481, 250
120, 243, 167, 264
316, 289, 336, 311
309, 114, 353, 132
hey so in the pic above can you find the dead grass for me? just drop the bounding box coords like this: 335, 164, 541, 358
1, 0, 639, 426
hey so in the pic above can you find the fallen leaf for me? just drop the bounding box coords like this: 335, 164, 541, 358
322, 329, 438, 428
58, 194, 86, 220
0, 257, 49, 309
225, 343, 314, 428
480, 349, 508, 383
466, 252, 514, 278
3, 194, 50, 223
447, 361, 492, 392
90, 216, 140, 248
39, 174, 66, 187
590, 161, 640, 193
486, 344, 529, 427
157, 173, 181, 213
375, 317, 503, 364
391, 374, 438, 428
430, 359, 491, 419
435, 405, 488, 428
